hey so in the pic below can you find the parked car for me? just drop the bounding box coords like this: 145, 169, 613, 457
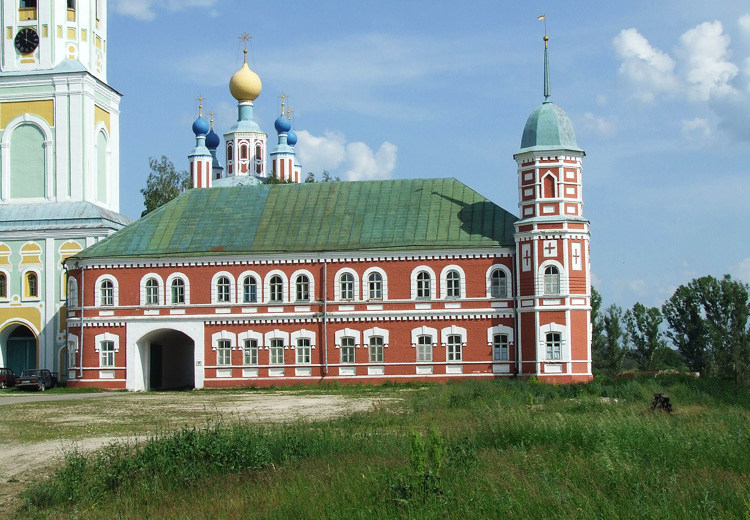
0, 367, 16, 388
16, 369, 55, 391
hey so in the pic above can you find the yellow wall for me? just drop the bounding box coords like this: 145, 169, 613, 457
95, 106, 110, 134
1, 100, 54, 128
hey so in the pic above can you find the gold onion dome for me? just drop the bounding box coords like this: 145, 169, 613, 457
229, 57, 262, 102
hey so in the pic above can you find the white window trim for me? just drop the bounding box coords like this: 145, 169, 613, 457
486, 264, 512, 299
440, 265, 466, 300
290, 329, 317, 349
290, 269, 315, 302
538, 260, 567, 296
139, 273, 164, 306
440, 325, 467, 347
334, 327, 361, 348
539, 322, 568, 361
334, 267, 360, 302
211, 271, 236, 304
1, 115, 54, 202
165, 272, 190, 305
410, 326, 438, 347
410, 265, 436, 300
95, 274, 119, 307
67, 333, 79, 366
487, 324, 514, 345
65, 275, 78, 307
238, 330, 263, 350
264, 329, 290, 349
21, 267, 41, 302
237, 270, 261, 303
362, 327, 389, 348
94, 332, 120, 354
362, 267, 388, 301
264, 270, 288, 304
0, 267, 9, 301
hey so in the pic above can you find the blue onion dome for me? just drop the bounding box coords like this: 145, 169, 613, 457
287, 128, 298, 146
205, 128, 220, 149
275, 113, 291, 133
192, 115, 210, 137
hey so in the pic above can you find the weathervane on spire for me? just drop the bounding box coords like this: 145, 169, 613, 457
239, 32, 251, 62
538, 15, 551, 102
195, 94, 205, 116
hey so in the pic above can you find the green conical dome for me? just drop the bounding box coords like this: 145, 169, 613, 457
519, 100, 582, 153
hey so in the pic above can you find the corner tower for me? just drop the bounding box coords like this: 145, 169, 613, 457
513, 35, 592, 382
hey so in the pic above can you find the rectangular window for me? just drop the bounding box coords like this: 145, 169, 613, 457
296, 338, 311, 365
243, 279, 257, 303
417, 335, 432, 362
446, 334, 462, 362
269, 338, 284, 365
341, 336, 355, 364
171, 281, 185, 304
217, 339, 231, 366
100, 340, 115, 367
546, 332, 562, 360
243, 339, 258, 365
493, 334, 509, 361
369, 336, 384, 363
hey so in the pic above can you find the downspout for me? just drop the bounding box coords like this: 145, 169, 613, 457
322, 260, 328, 376
79, 263, 85, 379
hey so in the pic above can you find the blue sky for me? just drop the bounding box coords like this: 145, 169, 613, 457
106, 0, 750, 311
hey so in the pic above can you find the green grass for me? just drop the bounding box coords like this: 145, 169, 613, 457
17, 376, 750, 519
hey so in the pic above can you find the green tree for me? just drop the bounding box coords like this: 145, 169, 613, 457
662, 278, 712, 373
140, 156, 190, 216
603, 304, 626, 373
304, 172, 315, 183
624, 302, 665, 370
304, 170, 341, 183
590, 287, 607, 371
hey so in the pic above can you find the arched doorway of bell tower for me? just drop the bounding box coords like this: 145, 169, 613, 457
0, 322, 38, 375
135, 329, 195, 391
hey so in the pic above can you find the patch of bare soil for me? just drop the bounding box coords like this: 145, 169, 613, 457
0, 392, 397, 515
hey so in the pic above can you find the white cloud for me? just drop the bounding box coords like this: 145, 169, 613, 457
295, 130, 397, 181
681, 117, 711, 138
730, 257, 750, 284
612, 28, 679, 102
581, 112, 616, 137
110, 0, 218, 21
678, 21, 738, 101
739, 14, 750, 36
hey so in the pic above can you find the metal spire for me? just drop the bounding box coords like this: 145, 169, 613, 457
539, 15, 551, 102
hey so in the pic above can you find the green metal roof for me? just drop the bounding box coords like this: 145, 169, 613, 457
518, 101, 582, 154
73, 178, 517, 260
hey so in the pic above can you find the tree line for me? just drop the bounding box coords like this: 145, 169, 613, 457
592, 274, 750, 384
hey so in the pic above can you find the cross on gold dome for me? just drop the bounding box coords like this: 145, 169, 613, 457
278, 91, 287, 114
208, 109, 215, 128
286, 107, 294, 121
195, 94, 205, 116
239, 32, 252, 62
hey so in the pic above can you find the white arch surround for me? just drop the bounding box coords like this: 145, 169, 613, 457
0, 267, 10, 301
95, 274, 119, 307
211, 271, 235, 304
538, 259, 567, 296
165, 272, 190, 305
21, 267, 41, 301
94, 122, 111, 206
66, 276, 79, 308
487, 324, 514, 345
290, 268, 315, 302
410, 325, 438, 347
362, 327, 389, 348
264, 270, 288, 304
538, 322, 569, 361
334, 267, 359, 302
439, 265, 466, 300
362, 267, 388, 300
1, 114, 54, 202
410, 265, 437, 300
237, 270, 262, 303
139, 273, 164, 306
211, 330, 236, 350
238, 330, 263, 351
334, 327, 361, 348
440, 325, 467, 347
291, 329, 317, 349
486, 264, 512, 299
264, 329, 290, 348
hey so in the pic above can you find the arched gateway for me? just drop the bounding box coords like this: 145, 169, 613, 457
127, 325, 202, 391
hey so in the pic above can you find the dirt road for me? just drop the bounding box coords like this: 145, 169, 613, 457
0, 390, 395, 515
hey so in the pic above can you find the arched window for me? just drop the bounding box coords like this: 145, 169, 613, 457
446, 270, 461, 298
255, 144, 263, 174
367, 272, 382, 300
491, 269, 507, 298
145, 278, 159, 305
340, 273, 354, 300
242, 276, 257, 303
171, 278, 185, 304
240, 145, 248, 159
217, 276, 231, 303
26, 272, 38, 298
416, 271, 431, 299
446, 334, 462, 362
295, 274, 310, 302
100, 280, 115, 306
269, 275, 283, 303
543, 174, 556, 198
227, 143, 233, 161
10, 124, 45, 199
340, 336, 355, 364
546, 332, 562, 360
0, 272, 7, 299
417, 335, 433, 362
493, 333, 509, 361
544, 266, 560, 295
67, 277, 78, 307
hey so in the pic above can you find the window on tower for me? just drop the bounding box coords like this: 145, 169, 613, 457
67, 0, 76, 21
240, 145, 248, 160
544, 266, 560, 295
19, 0, 36, 20
543, 174, 556, 198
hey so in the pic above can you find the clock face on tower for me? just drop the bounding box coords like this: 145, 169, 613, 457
14, 28, 39, 54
